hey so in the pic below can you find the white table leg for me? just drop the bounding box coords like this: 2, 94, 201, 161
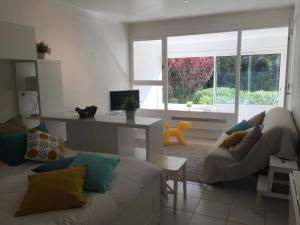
147, 121, 163, 163
267, 168, 275, 192
173, 176, 178, 215
256, 192, 262, 212
183, 164, 187, 199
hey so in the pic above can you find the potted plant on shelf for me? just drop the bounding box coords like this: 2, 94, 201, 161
121, 96, 139, 121
36, 41, 52, 59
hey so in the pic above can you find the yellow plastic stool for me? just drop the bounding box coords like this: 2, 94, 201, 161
163, 121, 191, 145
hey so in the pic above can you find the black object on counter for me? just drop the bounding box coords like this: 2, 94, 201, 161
75, 106, 98, 119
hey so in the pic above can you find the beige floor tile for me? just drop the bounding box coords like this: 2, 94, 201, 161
166, 194, 200, 213
202, 188, 235, 204
160, 208, 192, 225
195, 199, 231, 220
266, 197, 289, 215
229, 206, 265, 225
233, 190, 266, 212
266, 211, 288, 225
226, 222, 247, 225
178, 182, 206, 198
188, 214, 226, 225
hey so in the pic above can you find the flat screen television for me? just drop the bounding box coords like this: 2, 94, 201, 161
110, 90, 140, 111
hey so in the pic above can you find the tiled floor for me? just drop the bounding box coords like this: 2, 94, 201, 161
160, 177, 289, 225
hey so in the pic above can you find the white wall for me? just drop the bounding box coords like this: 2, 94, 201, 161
129, 7, 293, 39
291, 0, 300, 132
0, 0, 129, 114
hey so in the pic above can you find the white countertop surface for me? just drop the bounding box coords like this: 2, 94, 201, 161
40, 112, 162, 128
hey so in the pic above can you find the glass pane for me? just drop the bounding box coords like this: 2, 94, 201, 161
133, 40, 162, 81
239, 27, 288, 120
168, 32, 237, 112
133, 85, 164, 110
216, 56, 236, 104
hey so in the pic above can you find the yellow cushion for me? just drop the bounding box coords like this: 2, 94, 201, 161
220, 131, 248, 148
15, 166, 87, 216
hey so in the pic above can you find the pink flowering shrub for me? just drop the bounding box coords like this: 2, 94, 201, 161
168, 57, 214, 102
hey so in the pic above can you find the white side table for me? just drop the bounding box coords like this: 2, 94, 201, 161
156, 156, 187, 215
289, 171, 300, 225
256, 155, 298, 211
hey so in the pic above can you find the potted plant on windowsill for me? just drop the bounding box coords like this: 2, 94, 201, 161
121, 96, 139, 121
36, 41, 52, 59
186, 101, 193, 111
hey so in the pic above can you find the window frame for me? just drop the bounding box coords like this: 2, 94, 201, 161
130, 27, 290, 121
130, 38, 168, 110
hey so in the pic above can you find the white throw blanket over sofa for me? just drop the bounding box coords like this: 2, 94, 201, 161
199, 107, 299, 184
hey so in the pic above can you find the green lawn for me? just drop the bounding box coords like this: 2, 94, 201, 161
190, 87, 279, 105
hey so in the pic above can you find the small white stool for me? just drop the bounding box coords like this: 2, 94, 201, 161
156, 156, 187, 215
256, 155, 298, 211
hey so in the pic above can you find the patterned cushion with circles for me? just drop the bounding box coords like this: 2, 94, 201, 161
25, 129, 64, 162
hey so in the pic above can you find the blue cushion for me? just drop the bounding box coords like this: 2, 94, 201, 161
0, 123, 49, 166
69, 152, 120, 193
32, 157, 75, 173
225, 120, 254, 135
32, 123, 48, 133
0, 132, 27, 166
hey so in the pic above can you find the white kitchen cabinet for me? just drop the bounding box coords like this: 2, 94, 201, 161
0, 20, 36, 60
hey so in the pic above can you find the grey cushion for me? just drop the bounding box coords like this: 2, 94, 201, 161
248, 111, 265, 125
0, 116, 27, 134
226, 126, 262, 161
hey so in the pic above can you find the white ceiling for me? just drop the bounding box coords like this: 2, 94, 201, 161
59, 0, 295, 23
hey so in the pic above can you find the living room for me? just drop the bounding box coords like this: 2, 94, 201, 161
0, 0, 300, 225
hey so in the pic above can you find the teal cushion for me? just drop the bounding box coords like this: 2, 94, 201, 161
0, 123, 49, 166
32, 157, 76, 173
0, 132, 27, 166
69, 152, 120, 193
226, 120, 254, 135
35, 123, 48, 133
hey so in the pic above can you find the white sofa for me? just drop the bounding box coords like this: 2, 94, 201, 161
199, 107, 299, 184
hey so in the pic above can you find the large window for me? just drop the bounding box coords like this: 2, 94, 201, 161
133, 40, 162, 81
167, 32, 238, 113
132, 85, 164, 110
238, 27, 288, 120
131, 27, 289, 118
132, 40, 164, 109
